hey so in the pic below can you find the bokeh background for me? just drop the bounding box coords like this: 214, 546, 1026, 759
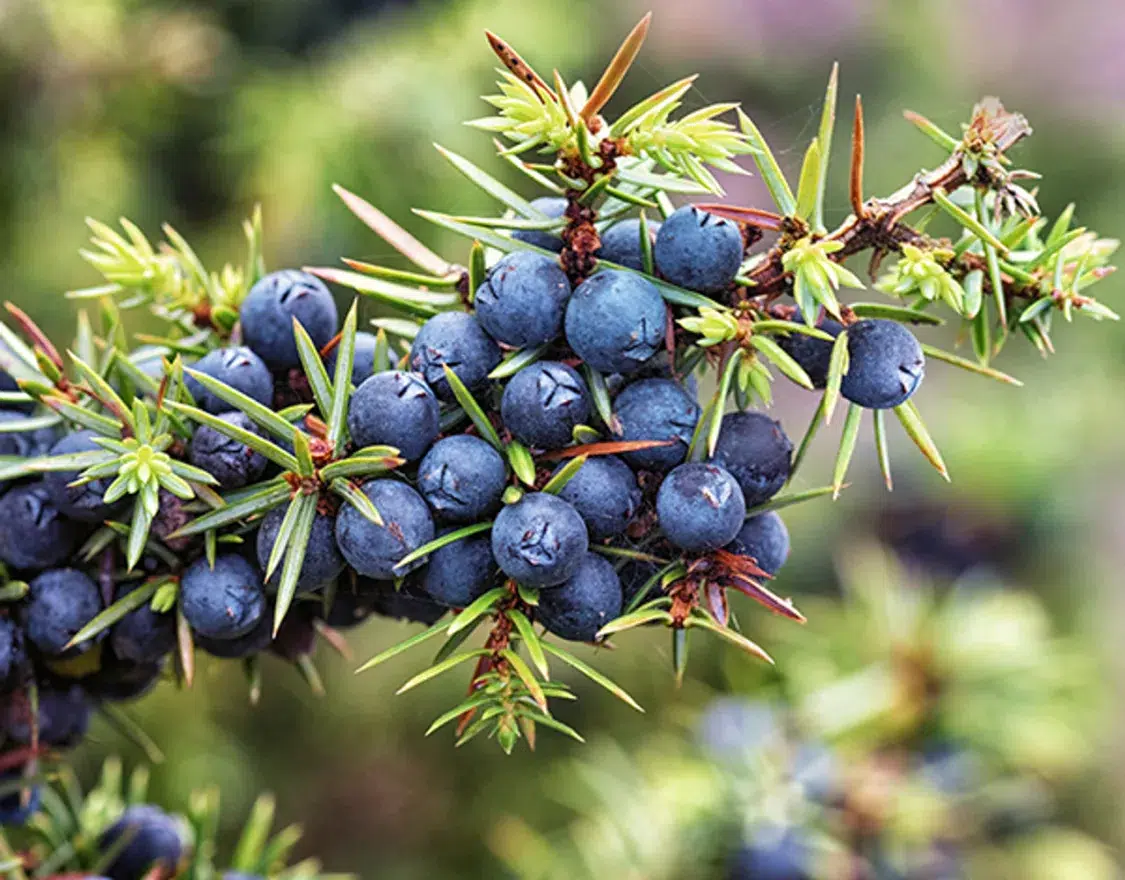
2, 0, 1123, 875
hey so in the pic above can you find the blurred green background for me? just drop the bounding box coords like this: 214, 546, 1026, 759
2, 0, 1123, 875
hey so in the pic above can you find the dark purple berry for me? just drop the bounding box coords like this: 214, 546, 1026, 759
840, 319, 925, 409
189, 412, 268, 489
565, 269, 666, 374
346, 370, 439, 461
184, 346, 272, 414
42, 430, 124, 523
417, 528, 497, 608
240, 270, 339, 370
536, 552, 622, 642
0, 482, 84, 571
597, 218, 660, 271
654, 206, 743, 294
726, 512, 790, 577
500, 361, 590, 449
776, 318, 843, 389
409, 311, 500, 401
99, 804, 186, 880
475, 251, 572, 347
710, 412, 792, 507
612, 378, 700, 472
511, 196, 567, 252
491, 493, 588, 588
256, 506, 345, 594
417, 435, 507, 523
334, 480, 434, 579
110, 583, 176, 664
180, 554, 267, 641
25, 568, 102, 656
554, 454, 640, 539
657, 463, 746, 552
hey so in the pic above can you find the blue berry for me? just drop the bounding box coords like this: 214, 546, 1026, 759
335, 480, 435, 579
726, 512, 790, 576
654, 206, 743, 293
840, 319, 925, 409
0, 768, 40, 826
189, 412, 268, 489
347, 370, 439, 461
728, 829, 812, 880
491, 493, 588, 587
536, 552, 622, 642
180, 554, 267, 641
25, 568, 102, 656
110, 584, 176, 664
409, 311, 501, 401
362, 577, 446, 625
657, 463, 746, 552
0, 482, 83, 571
417, 435, 507, 523
0, 618, 26, 690
320, 584, 373, 630
42, 430, 124, 523
99, 804, 186, 880
194, 613, 273, 659
710, 412, 792, 507
475, 251, 572, 347
4, 684, 90, 747
554, 454, 640, 539
565, 270, 666, 374
240, 270, 339, 370
598, 218, 660, 271
86, 656, 165, 703
184, 346, 273, 414
417, 528, 497, 608
612, 378, 700, 472
325, 330, 379, 387
257, 506, 345, 593
511, 196, 567, 252
776, 318, 843, 389
501, 361, 590, 449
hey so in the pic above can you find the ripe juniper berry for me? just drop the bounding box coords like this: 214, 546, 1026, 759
25, 568, 103, 656
598, 218, 660, 271
726, 511, 790, 577
240, 269, 339, 370
0, 369, 33, 413
42, 430, 124, 523
657, 462, 746, 552
256, 506, 345, 593
554, 454, 640, 539
565, 269, 666, 374
500, 361, 591, 449
99, 804, 186, 880
840, 319, 925, 409
180, 554, 267, 641
654, 205, 743, 293
475, 250, 572, 348
109, 584, 177, 664
189, 412, 268, 489
86, 656, 165, 703
511, 196, 567, 252
417, 527, 497, 608
409, 311, 500, 401
491, 492, 588, 588
194, 612, 274, 659
0, 413, 57, 498
335, 479, 435, 579
347, 370, 439, 461
184, 346, 273, 414
536, 552, 623, 642
325, 329, 379, 386
4, 684, 91, 747
777, 318, 843, 389
361, 577, 446, 625
710, 412, 793, 507
0, 481, 84, 571
612, 378, 700, 472
417, 434, 507, 523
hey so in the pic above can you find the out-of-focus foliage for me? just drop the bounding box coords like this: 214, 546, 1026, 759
0, 0, 1120, 876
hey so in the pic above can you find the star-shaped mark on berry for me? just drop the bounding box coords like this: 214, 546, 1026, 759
623, 317, 660, 362
422, 463, 466, 511
518, 521, 559, 566
537, 368, 584, 411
